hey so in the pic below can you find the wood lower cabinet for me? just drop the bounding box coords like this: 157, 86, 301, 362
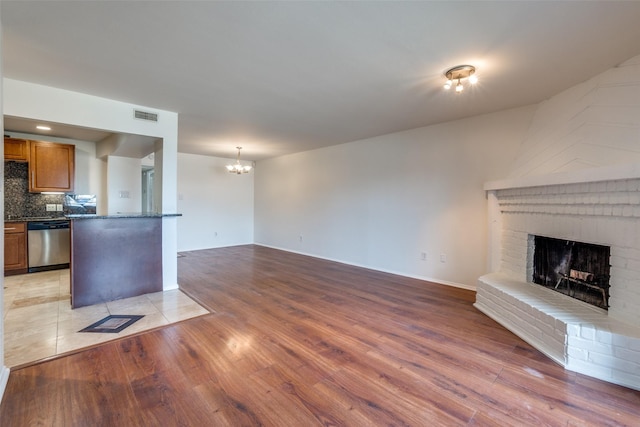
4, 222, 28, 275
29, 140, 75, 192
4, 137, 29, 162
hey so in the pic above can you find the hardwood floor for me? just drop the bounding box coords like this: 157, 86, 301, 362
1, 245, 639, 426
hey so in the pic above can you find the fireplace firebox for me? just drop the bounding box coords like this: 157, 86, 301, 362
531, 235, 611, 309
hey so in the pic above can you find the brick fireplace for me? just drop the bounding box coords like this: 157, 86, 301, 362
475, 164, 640, 391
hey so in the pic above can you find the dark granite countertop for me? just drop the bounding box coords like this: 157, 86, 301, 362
5, 213, 181, 222
65, 213, 182, 220
5, 216, 68, 223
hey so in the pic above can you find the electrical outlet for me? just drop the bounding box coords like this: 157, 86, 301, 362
46, 204, 55, 211
56, 204, 63, 211
440, 253, 447, 263
421, 252, 427, 261
119, 190, 130, 199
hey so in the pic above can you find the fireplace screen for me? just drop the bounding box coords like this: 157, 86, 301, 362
531, 235, 610, 309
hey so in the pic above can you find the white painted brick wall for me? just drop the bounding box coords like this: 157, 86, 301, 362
496, 178, 640, 326
507, 55, 640, 179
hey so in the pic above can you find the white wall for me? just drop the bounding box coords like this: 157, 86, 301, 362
177, 153, 254, 251
509, 54, 640, 178
255, 106, 535, 289
106, 156, 142, 214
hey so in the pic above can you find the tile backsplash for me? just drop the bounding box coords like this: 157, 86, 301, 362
4, 161, 65, 219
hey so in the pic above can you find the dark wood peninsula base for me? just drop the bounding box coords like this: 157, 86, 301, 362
70, 216, 163, 308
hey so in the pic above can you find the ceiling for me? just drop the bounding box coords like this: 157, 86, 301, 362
3, 116, 159, 159
3, 1, 640, 161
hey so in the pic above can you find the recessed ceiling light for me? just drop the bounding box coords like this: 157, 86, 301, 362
36, 125, 51, 131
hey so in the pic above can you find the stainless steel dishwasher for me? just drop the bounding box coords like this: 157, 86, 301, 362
27, 220, 70, 272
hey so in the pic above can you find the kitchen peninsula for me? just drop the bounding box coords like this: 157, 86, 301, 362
68, 213, 181, 308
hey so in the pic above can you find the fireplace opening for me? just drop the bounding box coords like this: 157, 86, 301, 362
531, 235, 611, 309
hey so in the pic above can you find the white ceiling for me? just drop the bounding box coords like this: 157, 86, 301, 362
3, 1, 640, 161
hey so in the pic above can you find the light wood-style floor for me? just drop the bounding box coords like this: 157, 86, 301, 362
1, 245, 639, 426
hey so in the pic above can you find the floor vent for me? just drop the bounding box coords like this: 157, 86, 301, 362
134, 109, 158, 122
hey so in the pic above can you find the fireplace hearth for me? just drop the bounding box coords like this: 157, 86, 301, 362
531, 235, 610, 309
477, 169, 640, 391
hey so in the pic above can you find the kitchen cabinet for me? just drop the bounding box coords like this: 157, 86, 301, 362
4, 137, 29, 162
4, 222, 28, 275
29, 141, 75, 193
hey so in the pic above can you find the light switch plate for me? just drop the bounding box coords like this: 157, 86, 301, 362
46, 204, 55, 211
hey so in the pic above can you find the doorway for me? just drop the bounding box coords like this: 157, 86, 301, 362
142, 167, 154, 213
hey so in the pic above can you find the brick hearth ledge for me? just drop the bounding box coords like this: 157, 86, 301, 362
475, 273, 640, 391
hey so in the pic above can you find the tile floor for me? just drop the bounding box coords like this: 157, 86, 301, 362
3, 269, 209, 368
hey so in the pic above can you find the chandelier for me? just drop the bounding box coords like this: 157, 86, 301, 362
443, 65, 478, 93
226, 146, 252, 174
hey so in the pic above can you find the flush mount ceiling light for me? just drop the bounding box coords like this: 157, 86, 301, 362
443, 65, 478, 93
226, 146, 252, 174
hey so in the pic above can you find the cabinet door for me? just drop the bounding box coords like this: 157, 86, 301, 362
4, 137, 29, 162
29, 141, 75, 192
4, 223, 27, 274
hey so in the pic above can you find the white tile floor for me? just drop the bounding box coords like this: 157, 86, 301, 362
3, 269, 209, 368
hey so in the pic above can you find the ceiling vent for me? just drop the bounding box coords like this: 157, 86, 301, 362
133, 109, 158, 122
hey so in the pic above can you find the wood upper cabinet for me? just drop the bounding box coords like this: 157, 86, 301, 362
4, 137, 29, 162
4, 222, 27, 275
29, 141, 75, 193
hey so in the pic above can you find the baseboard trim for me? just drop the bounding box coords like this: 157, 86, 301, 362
254, 243, 476, 291
162, 283, 180, 291
0, 365, 10, 404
